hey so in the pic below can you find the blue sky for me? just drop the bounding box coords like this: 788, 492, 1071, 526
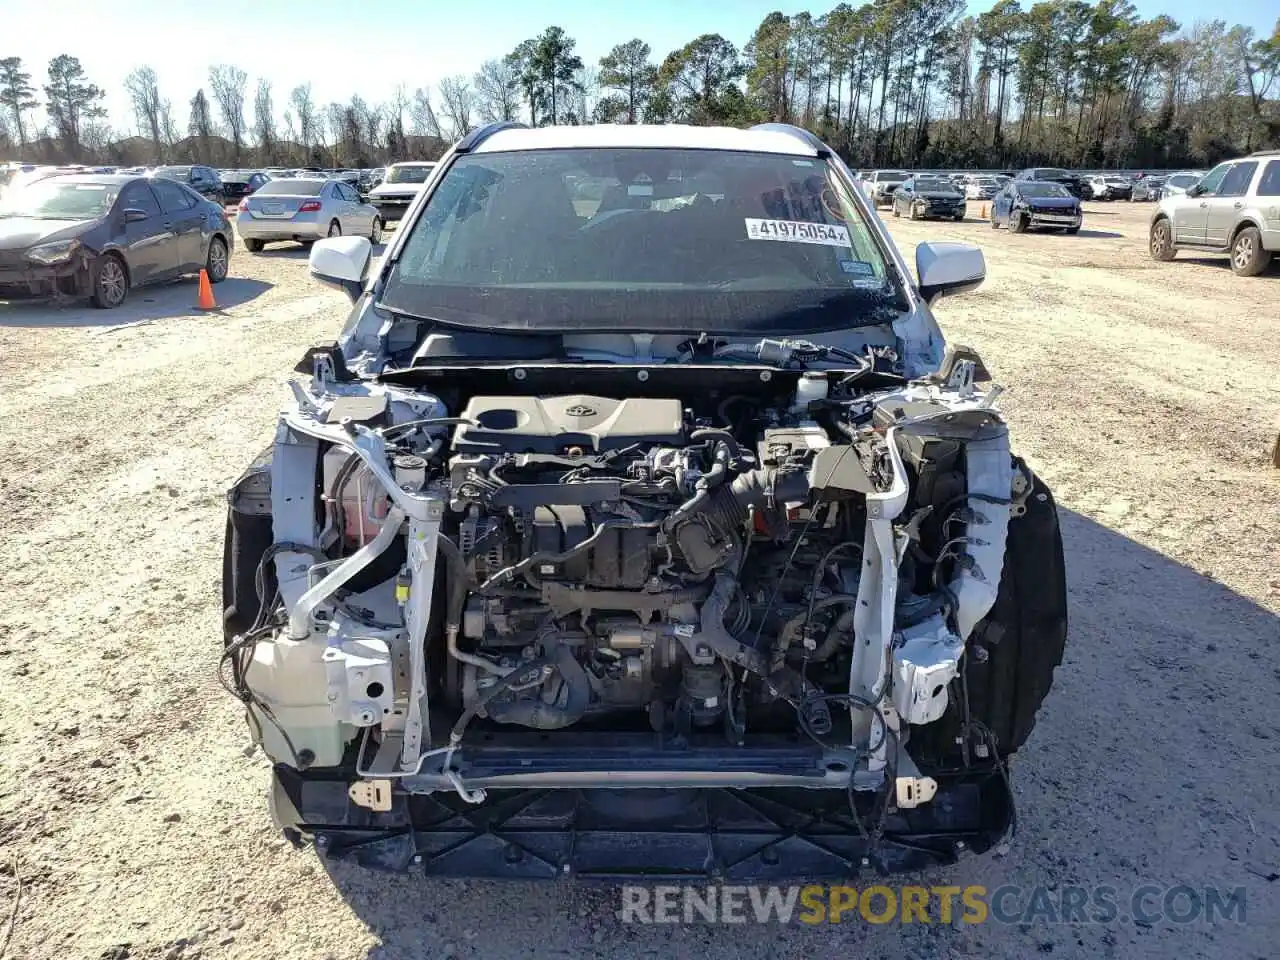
4, 0, 1278, 130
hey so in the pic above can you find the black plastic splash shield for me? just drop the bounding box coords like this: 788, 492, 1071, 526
270, 766, 1012, 880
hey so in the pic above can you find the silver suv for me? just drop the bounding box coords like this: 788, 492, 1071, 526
1149, 151, 1280, 276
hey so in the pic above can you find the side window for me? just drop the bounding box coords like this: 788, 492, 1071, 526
120, 183, 162, 218
1218, 161, 1257, 197
152, 178, 196, 213
1258, 159, 1280, 197
1196, 163, 1232, 196
339, 183, 358, 202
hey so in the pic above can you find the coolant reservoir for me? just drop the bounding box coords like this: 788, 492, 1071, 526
322, 449, 390, 545
793, 372, 829, 413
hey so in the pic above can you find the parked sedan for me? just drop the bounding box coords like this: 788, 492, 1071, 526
1084, 175, 1132, 201
236, 178, 383, 251
891, 176, 967, 220
152, 165, 225, 205
1130, 176, 1165, 201
220, 170, 271, 203
991, 180, 1082, 233
964, 176, 1001, 200
0, 173, 231, 308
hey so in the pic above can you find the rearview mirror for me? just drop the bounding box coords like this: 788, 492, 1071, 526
310, 236, 372, 302
915, 241, 985, 304
122, 208, 150, 223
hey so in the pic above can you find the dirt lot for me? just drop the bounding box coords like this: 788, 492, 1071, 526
1, 202, 1278, 960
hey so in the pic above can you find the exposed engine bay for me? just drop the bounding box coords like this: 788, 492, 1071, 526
223, 346, 1066, 875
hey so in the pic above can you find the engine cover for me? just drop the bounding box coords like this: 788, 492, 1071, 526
452, 395, 684, 454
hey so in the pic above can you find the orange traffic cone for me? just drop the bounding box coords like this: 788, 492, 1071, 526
196, 269, 217, 310
980, 203, 988, 219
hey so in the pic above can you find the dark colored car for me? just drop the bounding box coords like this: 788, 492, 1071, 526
991, 180, 1083, 233
152, 165, 225, 206
1016, 166, 1085, 199
1130, 176, 1165, 201
0, 174, 232, 308
891, 176, 967, 220
220, 170, 271, 203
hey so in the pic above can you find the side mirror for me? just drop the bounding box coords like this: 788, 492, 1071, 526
122, 208, 150, 223
1186, 183, 1202, 198
310, 236, 372, 302
915, 241, 985, 304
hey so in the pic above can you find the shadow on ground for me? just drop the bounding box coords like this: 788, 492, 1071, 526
1068, 229, 1124, 239
249, 240, 389, 261
303, 507, 1278, 959
0, 276, 272, 328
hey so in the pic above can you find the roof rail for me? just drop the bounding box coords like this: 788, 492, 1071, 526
456, 121, 530, 153
1248, 149, 1280, 158
749, 123, 830, 156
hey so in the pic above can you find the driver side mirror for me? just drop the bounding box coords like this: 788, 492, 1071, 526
915, 241, 985, 304
1186, 183, 1203, 197
122, 208, 150, 223
310, 236, 372, 302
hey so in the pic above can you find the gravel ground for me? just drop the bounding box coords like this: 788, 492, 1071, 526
1, 203, 1278, 960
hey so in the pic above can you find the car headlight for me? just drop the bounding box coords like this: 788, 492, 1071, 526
25, 238, 82, 265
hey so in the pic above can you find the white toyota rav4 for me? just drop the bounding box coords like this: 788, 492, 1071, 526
222, 122, 1067, 880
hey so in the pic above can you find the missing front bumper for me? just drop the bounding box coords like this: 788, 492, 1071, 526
270, 763, 1012, 880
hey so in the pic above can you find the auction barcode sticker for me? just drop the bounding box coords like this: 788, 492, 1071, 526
744, 219, 850, 246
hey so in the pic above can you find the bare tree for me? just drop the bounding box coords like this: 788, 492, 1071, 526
289, 83, 316, 151
410, 85, 443, 140
324, 101, 345, 163
189, 88, 214, 161
159, 99, 178, 157
474, 58, 521, 122
253, 78, 275, 160
124, 66, 163, 156
209, 64, 248, 161
438, 75, 475, 139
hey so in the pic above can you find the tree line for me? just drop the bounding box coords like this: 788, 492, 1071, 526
1, 2, 1277, 172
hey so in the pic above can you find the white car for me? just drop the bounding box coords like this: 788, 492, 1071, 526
221, 121, 1067, 879
367, 161, 437, 223
964, 177, 1001, 200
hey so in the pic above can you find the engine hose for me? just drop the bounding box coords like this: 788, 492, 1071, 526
698, 467, 811, 536
699, 572, 804, 702
688, 429, 743, 463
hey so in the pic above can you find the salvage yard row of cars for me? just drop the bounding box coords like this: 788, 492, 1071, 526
0, 150, 1274, 309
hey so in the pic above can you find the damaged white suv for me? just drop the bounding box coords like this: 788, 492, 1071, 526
222, 122, 1067, 879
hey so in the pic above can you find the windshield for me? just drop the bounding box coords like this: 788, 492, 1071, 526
1019, 182, 1071, 198
381, 148, 897, 336
0, 179, 117, 219
153, 166, 192, 180
255, 179, 325, 196
1038, 168, 1070, 179
878, 171, 908, 183
1168, 174, 1199, 187
914, 178, 959, 193
386, 164, 435, 184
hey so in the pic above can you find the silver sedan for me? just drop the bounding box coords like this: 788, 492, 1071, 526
235, 177, 383, 252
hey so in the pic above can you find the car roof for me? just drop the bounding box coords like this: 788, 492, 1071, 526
472, 123, 821, 157
30, 173, 142, 187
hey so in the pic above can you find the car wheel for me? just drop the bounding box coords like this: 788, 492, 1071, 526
908, 205, 918, 220
892, 204, 900, 218
1009, 213, 1027, 233
990, 212, 1000, 230
327, 220, 342, 238
89, 253, 129, 309
371, 218, 383, 243
1149, 218, 1176, 261
206, 235, 229, 282
244, 239, 264, 253
1230, 226, 1271, 277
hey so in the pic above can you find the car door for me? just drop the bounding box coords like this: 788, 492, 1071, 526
336, 182, 369, 233
894, 179, 910, 214
1174, 162, 1230, 244
1204, 160, 1257, 247
113, 181, 176, 283
151, 178, 205, 268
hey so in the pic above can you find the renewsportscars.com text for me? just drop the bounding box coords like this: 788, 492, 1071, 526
619, 884, 1247, 926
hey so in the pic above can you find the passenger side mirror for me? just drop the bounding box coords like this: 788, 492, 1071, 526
915, 241, 985, 304
1185, 183, 1202, 197
122, 208, 150, 223
310, 236, 372, 302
